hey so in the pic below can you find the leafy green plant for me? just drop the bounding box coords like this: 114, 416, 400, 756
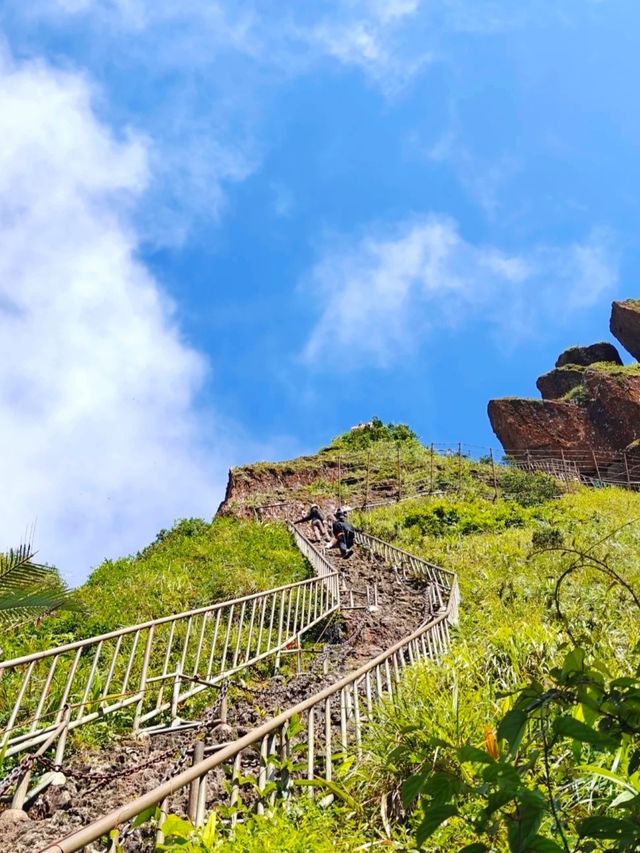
329, 418, 418, 451
0, 544, 79, 634
500, 469, 561, 507
156, 797, 371, 852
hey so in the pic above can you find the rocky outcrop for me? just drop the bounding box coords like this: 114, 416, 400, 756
217, 456, 339, 518
610, 301, 640, 361
487, 398, 609, 452
555, 341, 622, 368
536, 367, 584, 400
583, 368, 640, 448
490, 367, 640, 457
488, 297, 640, 457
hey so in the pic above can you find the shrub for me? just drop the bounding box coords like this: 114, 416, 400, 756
500, 468, 561, 506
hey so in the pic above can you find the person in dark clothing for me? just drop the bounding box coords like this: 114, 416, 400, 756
293, 504, 329, 543
327, 509, 355, 559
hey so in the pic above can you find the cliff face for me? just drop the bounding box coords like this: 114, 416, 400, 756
610, 301, 640, 361
487, 397, 608, 451
489, 300, 640, 456
217, 456, 339, 519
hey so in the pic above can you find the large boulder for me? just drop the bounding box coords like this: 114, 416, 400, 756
555, 341, 622, 368
584, 367, 640, 448
610, 301, 640, 361
490, 367, 640, 458
536, 367, 585, 400
487, 398, 609, 451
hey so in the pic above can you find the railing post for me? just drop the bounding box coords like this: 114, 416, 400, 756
134, 626, 154, 733
624, 450, 632, 487
591, 447, 602, 481
430, 443, 434, 494
490, 448, 498, 501
187, 741, 204, 823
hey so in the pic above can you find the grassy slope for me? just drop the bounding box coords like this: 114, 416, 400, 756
9, 426, 640, 850
0, 517, 308, 661
164, 478, 640, 852
348, 486, 640, 849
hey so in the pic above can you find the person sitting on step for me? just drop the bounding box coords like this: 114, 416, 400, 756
325, 509, 355, 559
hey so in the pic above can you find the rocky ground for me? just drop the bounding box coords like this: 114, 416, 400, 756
7, 527, 431, 852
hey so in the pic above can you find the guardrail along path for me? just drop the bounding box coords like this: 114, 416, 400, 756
3, 527, 450, 852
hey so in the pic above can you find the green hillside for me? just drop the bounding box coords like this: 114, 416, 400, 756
159, 477, 640, 851
0, 517, 308, 662
5, 432, 640, 851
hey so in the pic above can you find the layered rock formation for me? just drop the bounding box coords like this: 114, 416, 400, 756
489, 300, 640, 458
610, 301, 640, 361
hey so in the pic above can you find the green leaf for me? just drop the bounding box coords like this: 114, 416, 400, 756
416, 803, 458, 847
458, 744, 494, 765
576, 764, 639, 794
561, 647, 586, 676
527, 835, 565, 852
485, 787, 517, 816
160, 815, 194, 840
629, 748, 640, 775
507, 789, 546, 853
131, 805, 158, 828
200, 811, 217, 846
459, 845, 489, 853
578, 815, 640, 844
498, 709, 528, 755
553, 715, 618, 748
402, 771, 427, 809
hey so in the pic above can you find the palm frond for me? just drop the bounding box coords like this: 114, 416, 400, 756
0, 545, 55, 590
0, 544, 81, 634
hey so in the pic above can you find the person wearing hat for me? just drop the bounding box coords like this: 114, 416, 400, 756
293, 504, 329, 543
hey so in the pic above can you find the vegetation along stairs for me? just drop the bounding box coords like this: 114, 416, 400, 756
0, 517, 458, 852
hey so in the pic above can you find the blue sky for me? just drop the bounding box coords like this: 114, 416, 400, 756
1, 0, 638, 580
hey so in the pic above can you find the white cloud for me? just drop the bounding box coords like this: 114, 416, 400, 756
302, 217, 617, 366
0, 51, 231, 583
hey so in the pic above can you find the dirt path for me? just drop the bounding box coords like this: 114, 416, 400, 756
10, 536, 431, 852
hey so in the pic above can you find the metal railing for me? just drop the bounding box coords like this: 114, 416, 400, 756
0, 570, 340, 762
41, 534, 459, 852
42, 601, 457, 852
355, 530, 459, 623
504, 447, 640, 490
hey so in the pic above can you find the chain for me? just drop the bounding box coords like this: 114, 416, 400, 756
0, 681, 230, 806
114, 682, 231, 847
0, 754, 35, 798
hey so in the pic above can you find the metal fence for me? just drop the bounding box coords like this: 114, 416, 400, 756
42, 606, 457, 853
504, 447, 640, 489
41, 533, 459, 852
0, 569, 340, 766
355, 530, 459, 624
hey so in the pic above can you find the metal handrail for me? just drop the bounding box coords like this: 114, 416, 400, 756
41, 529, 460, 852
42, 597, 457, 852
0, 561, 340, 758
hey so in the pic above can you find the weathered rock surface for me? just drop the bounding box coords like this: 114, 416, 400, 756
536, 367, 584, 400
583, 368, 640, 448
555, 341, 622, 368
487, 398, 608, 451
610, 300, 640, 361
490, 369, 640, 455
